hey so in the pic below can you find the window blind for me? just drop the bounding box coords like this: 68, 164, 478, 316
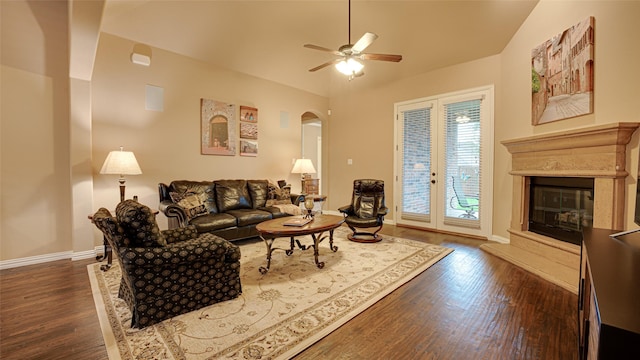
443, 98, 482, 226
402, 107, 431, 221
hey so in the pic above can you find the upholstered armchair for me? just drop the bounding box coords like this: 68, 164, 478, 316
91, 199, 242, 329
338, 179, 388, 242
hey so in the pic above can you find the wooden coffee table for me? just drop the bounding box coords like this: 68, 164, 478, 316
256, 214, 345, 274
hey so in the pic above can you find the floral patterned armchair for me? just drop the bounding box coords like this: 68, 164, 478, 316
91, 199, 242, 328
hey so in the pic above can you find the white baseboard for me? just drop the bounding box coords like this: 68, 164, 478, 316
0, 251, 73, 270
0, 248, 101, 270
72, 247, 103, 261
488, 234, 510, 244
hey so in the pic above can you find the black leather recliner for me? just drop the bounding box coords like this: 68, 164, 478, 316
338, 179, 387, 242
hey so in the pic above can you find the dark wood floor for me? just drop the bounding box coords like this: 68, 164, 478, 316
0, 225, 579, 360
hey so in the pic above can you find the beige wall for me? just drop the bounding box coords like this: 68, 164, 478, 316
1, 0, 73, 262
496, 0, 640, 238
91, 33, 329, 233
327, 55, 502, 221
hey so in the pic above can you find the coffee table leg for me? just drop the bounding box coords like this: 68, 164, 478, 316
329, 229, 339, 252
259, 237, 275, 274
311, 233, 324, 269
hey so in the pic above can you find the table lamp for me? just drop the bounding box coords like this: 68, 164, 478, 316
100, 146, 142, 202
291, 159, 316, 179
291, 158, 316, 194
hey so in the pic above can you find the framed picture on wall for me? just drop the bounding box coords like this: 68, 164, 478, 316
240, 140, 258, 157
531, 16, 594, 125
240, 122, 258, 140
240, 106, 258, 122
201, 98, 237, 155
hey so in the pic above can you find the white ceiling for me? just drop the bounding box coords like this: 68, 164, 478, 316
101, 1, 538, 97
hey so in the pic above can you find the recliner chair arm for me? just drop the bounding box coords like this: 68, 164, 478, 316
338, 205, 353, 215
377, 206, 389, 217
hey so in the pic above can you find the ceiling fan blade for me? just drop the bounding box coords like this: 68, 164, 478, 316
360, 53, 403, 62
304, 44, 343, 56
352, 32, 378, 53
309, 59, 342, 72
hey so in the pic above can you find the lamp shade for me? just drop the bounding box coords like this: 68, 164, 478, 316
291, 158, 316, 174
100, 147, 142, 175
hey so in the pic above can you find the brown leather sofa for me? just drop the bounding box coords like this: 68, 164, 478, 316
159, 179, 303, 241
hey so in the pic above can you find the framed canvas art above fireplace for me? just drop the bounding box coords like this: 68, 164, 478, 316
531, 16, 594, 125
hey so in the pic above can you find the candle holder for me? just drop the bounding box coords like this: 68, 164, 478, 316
304, 196, 315, 219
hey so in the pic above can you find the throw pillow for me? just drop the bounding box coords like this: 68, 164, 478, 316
116, 200, 166, 247
175, 194, 208, 221
280, 186, 291, 201
268, 182, 282, 199
266, 199, 293, 206
169, 191, 193, 203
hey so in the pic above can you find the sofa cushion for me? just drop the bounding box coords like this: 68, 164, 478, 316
169, 180, 217, 214
188, 213, 238, 233
116, 200, 166, 247
247, 180, 269, 208
226, 209, 273, 227
215, 180, 252, 212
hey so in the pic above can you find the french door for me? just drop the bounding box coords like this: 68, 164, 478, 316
394, 86, 493, 237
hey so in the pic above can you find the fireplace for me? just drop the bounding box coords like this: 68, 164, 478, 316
481, 122, 640, 293
528, 177, 594, 245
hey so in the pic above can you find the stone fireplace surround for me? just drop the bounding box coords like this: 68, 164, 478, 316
481, 122, 640, 294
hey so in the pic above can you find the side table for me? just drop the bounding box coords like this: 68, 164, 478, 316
88, 213, 113, 272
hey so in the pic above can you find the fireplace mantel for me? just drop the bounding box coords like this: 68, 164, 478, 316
502, 122, 639, 178
483, 122, 640, 293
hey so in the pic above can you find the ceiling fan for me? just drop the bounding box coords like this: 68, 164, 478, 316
304, 0, 402, 79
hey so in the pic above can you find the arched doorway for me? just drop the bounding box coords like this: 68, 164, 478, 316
301, 111, 322, 195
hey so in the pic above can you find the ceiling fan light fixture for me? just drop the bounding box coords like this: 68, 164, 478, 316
335, 58, 364, 76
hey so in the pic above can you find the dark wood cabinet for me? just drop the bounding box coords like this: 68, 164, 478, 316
579, 228, 640, 359
302, 178, 319, 195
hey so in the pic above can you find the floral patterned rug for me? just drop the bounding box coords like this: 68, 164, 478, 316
88, 226, 453, 359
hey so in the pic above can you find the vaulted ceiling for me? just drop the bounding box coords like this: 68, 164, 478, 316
101, 1, 539, 97
4, 1, 540, 98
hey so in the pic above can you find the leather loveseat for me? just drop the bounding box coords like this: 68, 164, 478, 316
158, 179, 303, 241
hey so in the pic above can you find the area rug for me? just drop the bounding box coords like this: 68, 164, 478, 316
88, 226, 453, 360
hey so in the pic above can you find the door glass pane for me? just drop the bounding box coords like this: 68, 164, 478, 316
402, 107, 431, 220
444, 99, 481, 223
